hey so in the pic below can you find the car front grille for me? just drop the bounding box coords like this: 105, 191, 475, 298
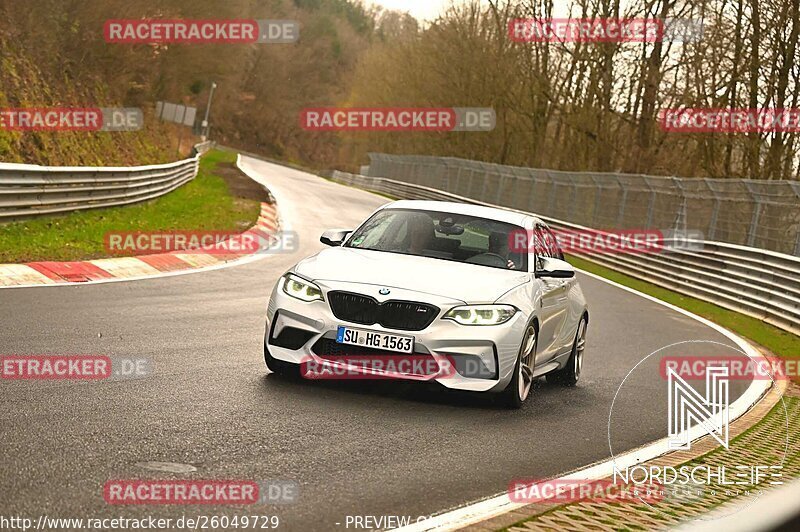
327, 291, 439, 331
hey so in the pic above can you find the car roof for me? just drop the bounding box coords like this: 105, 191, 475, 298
380, 200, 541, 227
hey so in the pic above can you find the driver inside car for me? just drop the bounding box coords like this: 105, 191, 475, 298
407, 214, 436, 254
489, 231, 517, 269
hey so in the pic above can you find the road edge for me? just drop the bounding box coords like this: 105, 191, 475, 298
389, 268, 774, 531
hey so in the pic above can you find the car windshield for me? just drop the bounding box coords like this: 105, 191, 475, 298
345, 208, 527, 271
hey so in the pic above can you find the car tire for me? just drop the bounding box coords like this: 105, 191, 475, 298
500, 323, 537, 409
264, 344, 300, 378
547, 316, 587, 387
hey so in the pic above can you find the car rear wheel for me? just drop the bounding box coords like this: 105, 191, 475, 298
500, 323, 537, 409
547, 316, 586, 387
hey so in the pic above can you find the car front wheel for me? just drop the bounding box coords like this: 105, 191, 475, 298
500, 323, 537, 409
547, 316, 587, 387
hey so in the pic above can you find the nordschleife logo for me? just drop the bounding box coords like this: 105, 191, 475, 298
667, 365, 729, 450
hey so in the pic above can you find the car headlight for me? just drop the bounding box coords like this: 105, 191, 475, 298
443, 305, 517, 325
281, 273, 323, 302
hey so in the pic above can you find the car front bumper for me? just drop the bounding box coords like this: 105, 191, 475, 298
265, 279, 527, 392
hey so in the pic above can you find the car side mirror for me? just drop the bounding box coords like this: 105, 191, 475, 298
320, 229, 352, 247
535, 257, 575, 279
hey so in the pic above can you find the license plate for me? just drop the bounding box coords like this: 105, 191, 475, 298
336, 326, 414, 354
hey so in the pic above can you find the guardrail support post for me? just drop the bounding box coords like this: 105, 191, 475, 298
480, 169, 490, 202
643, 178, 656, 228
452, 164, 462, 195
495, 173, 506, 205
589, 175, 603, 226
705, 178, 721, 240
670, 177, 688, 233
437, 158, 448, 191
744, 182, 763, 248
791, 182, 800, 256
747, 203, 763, 247
527, 170, 539, 214
547, 171, 558, 218
568, 174, 578, 221
615, 176, 627, 228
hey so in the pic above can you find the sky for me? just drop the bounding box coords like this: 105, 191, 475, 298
366, 1, 574, 22
367, 0, 457, 22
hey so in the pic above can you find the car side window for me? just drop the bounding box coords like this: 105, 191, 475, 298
533, 224, 565, 269
533, 226, 549, 271
544, 226, 564, 260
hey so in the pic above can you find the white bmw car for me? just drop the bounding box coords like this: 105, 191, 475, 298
264, 200, 588, 407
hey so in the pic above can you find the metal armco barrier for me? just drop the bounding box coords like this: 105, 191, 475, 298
366, 153, 800, 256
0, 142, 214, 220
193, 141, 214, 156
332, 170, 800, 337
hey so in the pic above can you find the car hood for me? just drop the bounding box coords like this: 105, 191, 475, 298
294, 247, 530, 303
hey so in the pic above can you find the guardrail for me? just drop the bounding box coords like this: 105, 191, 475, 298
193, 141, 214, 156
331, 170, 800, 337
366, 153, 800, 256
0, 142, 213, 221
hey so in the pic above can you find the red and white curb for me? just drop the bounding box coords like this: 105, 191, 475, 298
0, 202, 281, 288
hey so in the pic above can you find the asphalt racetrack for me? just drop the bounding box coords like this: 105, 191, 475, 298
0, 155, 752, 530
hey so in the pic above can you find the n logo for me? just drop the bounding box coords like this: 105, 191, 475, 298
667, 365, 729, 450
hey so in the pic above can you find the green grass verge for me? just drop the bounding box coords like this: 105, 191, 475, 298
0, 149, 261, 263
567, 254, 799, 365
